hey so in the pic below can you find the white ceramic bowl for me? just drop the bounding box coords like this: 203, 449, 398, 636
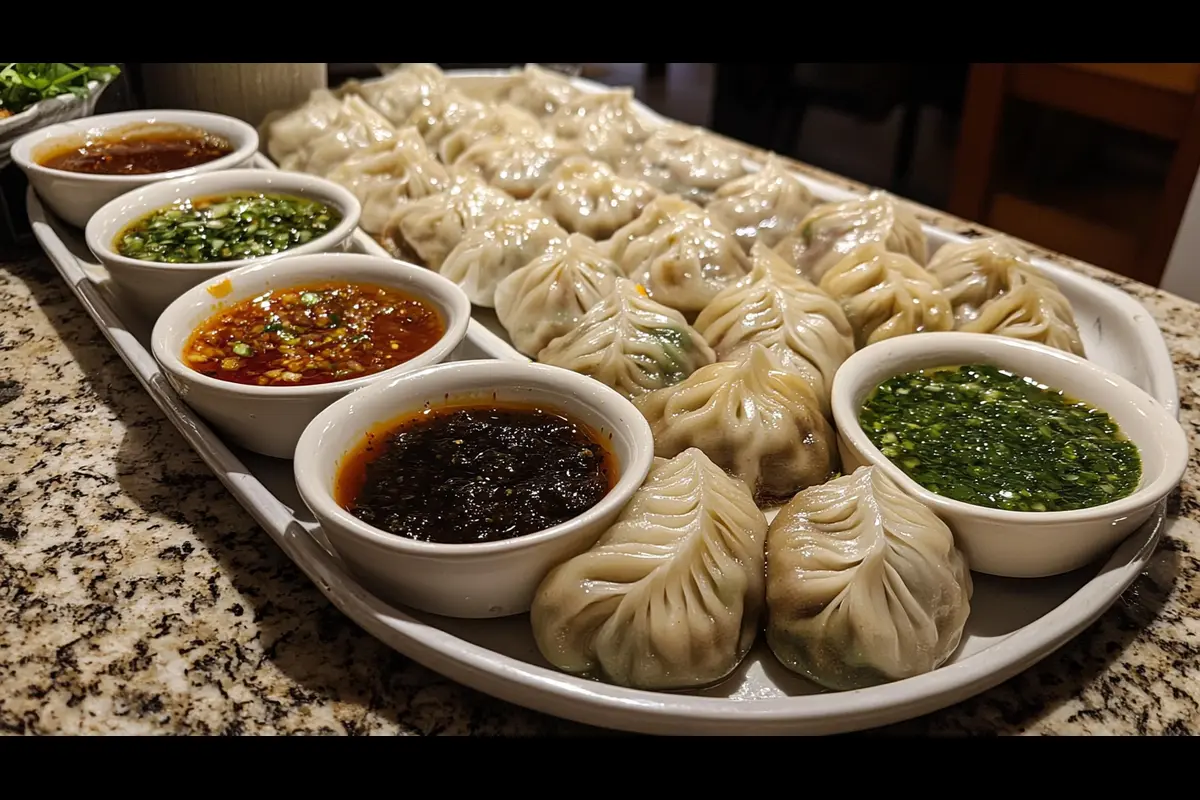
10, 109, 259, 228
831, 332, 1188, 579
85, 169, 361, 318
151, 252, 471, 459
293, 360, 656, 619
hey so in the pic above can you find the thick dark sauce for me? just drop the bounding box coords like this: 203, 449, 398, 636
38, 126, 233, 175
336, 403, 618, 545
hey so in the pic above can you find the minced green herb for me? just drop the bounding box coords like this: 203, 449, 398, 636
116, 193, 341, 264
859, 364, 1142, 512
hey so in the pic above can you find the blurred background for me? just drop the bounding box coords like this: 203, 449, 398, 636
8, 62, 1200, 301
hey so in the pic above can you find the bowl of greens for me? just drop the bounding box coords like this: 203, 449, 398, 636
1, 63, 121, 168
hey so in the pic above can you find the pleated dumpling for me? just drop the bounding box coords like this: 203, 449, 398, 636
634, 343, 837, 506
494, 233, 622, 357
262, 89, 345, 167
604, 199, 750, 316
531, 448, 768, 691
532, 157, 659, 240
774, 190, 928, 283
438, 201, 569, 307
766, 465, 973, 691
818, 243, 953, 348
273, 94, 398, 176
537, 278, 715, 399
351, 63, 447, 126
706, 154, 817, 252
325, 127, 451, 234
926, 236, 1086, 356
693, 243, 854, 419
463, 63, 581, 117
545, 88, 653, 167
437, 103, 545, 165
379, 170, 514, 269
404, 89, 489, 149
620, 124, 749, 203
455, 131, 583, 199
602, 194, 709, 264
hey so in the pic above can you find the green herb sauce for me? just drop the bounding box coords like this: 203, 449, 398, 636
116, 192, 341, 264
858, 364, 1142, 512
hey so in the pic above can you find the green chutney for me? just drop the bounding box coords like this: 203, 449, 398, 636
858, 364, 1141, 512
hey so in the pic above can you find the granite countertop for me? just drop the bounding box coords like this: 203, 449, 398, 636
2, 159, 1198, 736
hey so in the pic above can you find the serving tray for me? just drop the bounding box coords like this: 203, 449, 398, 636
24, 71, 1180, 734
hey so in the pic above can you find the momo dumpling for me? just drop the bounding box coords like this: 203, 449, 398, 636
926, 236, 1086, 356
706, 154, 817, 251
620, 124, 749, 203
379, 171, 514, 268
438, 103, 544, 164
545, 88, 653, 167
274, 94, 398, 176
494, 233, 622, 356
774, 191, 928, 283
532, 157, 659, 240
531, 448, 767, 691
635, 343, 837, 506
602, 194, 709, 264
819, 243, 953, 348
537, 278, 715, 399
611, 213, 751, 316
468, 63, 581, 116
439, 201, 569, 307
693, 243, 854, 419
325, 127, 451, 234
404, 89, 489, 148
351, 63, 447, 126
766, 465, 973, 691
455, 132, 583, 199
263, 89, 346, 166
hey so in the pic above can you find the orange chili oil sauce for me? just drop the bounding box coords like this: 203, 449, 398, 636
183, 281, 444, 387
335, 402, 619, 545
37, 124, 233, 175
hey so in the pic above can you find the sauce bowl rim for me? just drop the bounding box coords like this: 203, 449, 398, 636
830, 331, 1188, 524
149, 251, 472, 399
84, 167, 363, 275
9, 108, 261, 185
292, 359, 657, 557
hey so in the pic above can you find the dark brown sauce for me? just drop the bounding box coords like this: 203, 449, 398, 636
37, 125, 233, 175
336, 402, 618, 545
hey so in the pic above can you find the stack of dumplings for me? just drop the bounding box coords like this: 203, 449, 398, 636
264, 63, 1095, 696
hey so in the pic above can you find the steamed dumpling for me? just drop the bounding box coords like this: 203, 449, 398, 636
404, 89, 489, 148
466, 63, 581, 116
532, 157, 659, 240
766, 465, 973, 691
706, 154, 817, 252
274, 94, 398, 176
545, 88, 653, 167
439, 201, 569, 307
537, 278, 715, 399
379, 171, 514, 268
605, 201, 750, 315
634, 343, 837, 506
455, 132, 583, 199
926, 236, 1086, 356
351, 63, 447, 126
494, 233, 622, 356
438, 103, 544, 165
531, 448, 767, 691
325, 127, 451, 234
693, 243, 854, 419
602, 194, 709, 264
819, 243, 953, 348
620, 124, 749, 203
263, 89, 345, 166
774, 190, 928, 283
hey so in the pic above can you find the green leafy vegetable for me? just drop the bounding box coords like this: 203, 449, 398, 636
0, 62, 121, 116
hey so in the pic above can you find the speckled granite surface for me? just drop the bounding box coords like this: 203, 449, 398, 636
2, 164, 1198, 735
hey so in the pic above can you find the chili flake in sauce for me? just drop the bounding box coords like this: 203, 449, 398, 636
183, 281, 444, 387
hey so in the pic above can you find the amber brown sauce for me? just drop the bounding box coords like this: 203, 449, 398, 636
336, 402, 618, 545
37, 125, 233, 175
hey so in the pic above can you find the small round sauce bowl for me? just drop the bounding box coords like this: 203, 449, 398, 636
831, 332, 1188, 578
151, 252, 471, 459
11, 109, 259, 228
86, 168, 362, 318
293, 360, 656, 619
